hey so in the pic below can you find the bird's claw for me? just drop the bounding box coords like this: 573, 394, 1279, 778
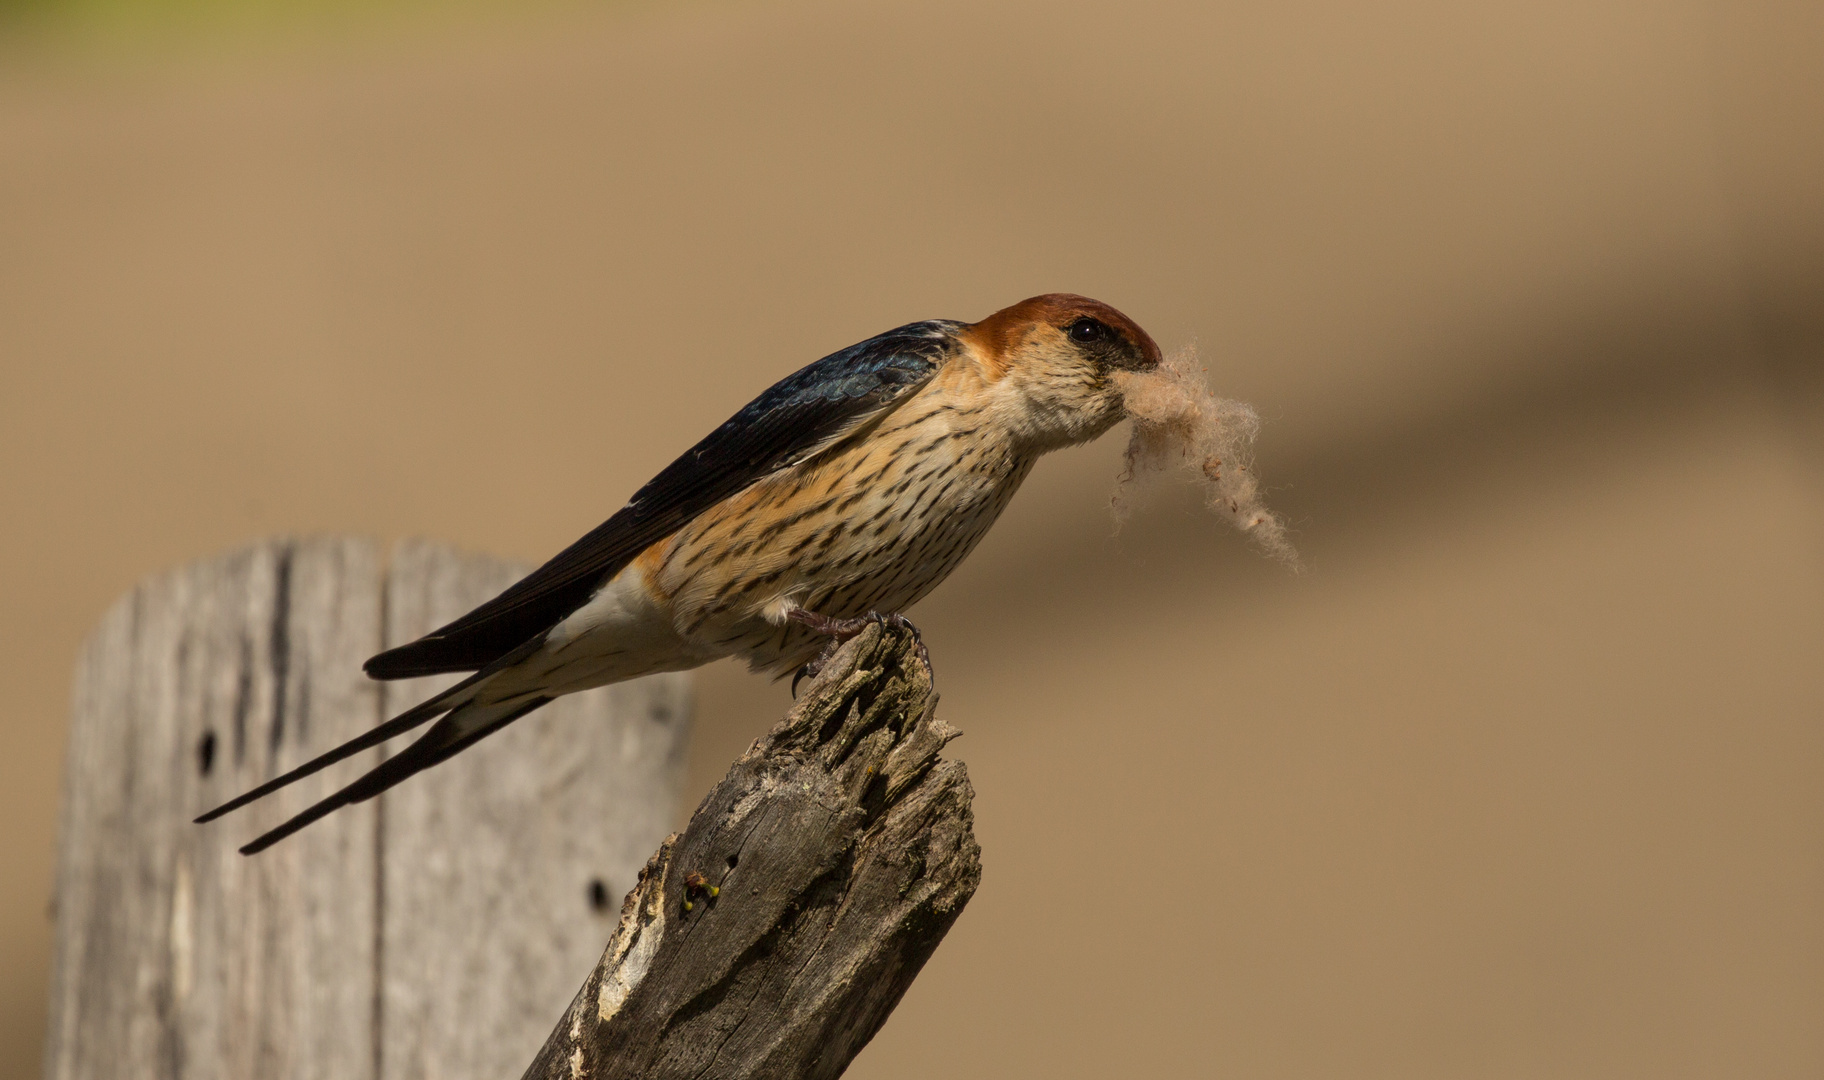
878, 612, 931, 670
789, 608, 930, 696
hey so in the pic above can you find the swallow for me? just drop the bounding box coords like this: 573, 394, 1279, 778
198, 293, 1161, 853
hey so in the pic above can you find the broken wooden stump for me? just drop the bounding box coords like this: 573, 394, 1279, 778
522, 620, 980, 1080
44, 538, 691, 1080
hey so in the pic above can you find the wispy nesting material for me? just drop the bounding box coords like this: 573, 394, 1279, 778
1111, 345, 1299, 567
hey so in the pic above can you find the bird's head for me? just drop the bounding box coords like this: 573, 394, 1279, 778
960, 293, 1163, 451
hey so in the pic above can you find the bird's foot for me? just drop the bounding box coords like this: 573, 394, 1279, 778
789, 608, 929, 695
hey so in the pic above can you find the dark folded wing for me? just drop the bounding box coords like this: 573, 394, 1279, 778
363, 319, 961, 679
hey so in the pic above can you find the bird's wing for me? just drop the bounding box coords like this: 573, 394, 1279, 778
363, 320, 962, 679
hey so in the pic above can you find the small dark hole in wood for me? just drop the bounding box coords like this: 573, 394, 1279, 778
198, 730, 217, 776
588, 879, 610, 912
726, 853, 739, 869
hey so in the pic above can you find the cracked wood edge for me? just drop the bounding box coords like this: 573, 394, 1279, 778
522, 621, 981, 1080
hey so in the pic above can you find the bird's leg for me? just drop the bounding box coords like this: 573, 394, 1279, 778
787, 607, 930, 694
785, 608, 876, 639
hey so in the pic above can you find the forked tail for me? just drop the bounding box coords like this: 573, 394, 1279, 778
195, 653, 554, 854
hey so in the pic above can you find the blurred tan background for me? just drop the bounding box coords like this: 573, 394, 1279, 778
4, 0, 1822, 1076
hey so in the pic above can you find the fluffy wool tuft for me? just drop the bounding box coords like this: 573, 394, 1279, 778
1111, 345, 1299, 567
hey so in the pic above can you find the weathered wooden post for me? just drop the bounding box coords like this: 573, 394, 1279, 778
46, 539, 978, 1080
43, 538, 691, 1080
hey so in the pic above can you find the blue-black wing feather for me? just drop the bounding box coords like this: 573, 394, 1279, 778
363, 320, 960, 679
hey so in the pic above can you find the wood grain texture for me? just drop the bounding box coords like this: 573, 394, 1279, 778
44, 538, 690, 1080
45, 537, 385, 1080
523, 620, 979, 1080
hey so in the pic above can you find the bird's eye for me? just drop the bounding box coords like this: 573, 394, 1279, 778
1068, 317, 1108, 343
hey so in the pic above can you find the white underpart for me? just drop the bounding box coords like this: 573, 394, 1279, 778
760, 594, 805, 626
506, 561, 715, 698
